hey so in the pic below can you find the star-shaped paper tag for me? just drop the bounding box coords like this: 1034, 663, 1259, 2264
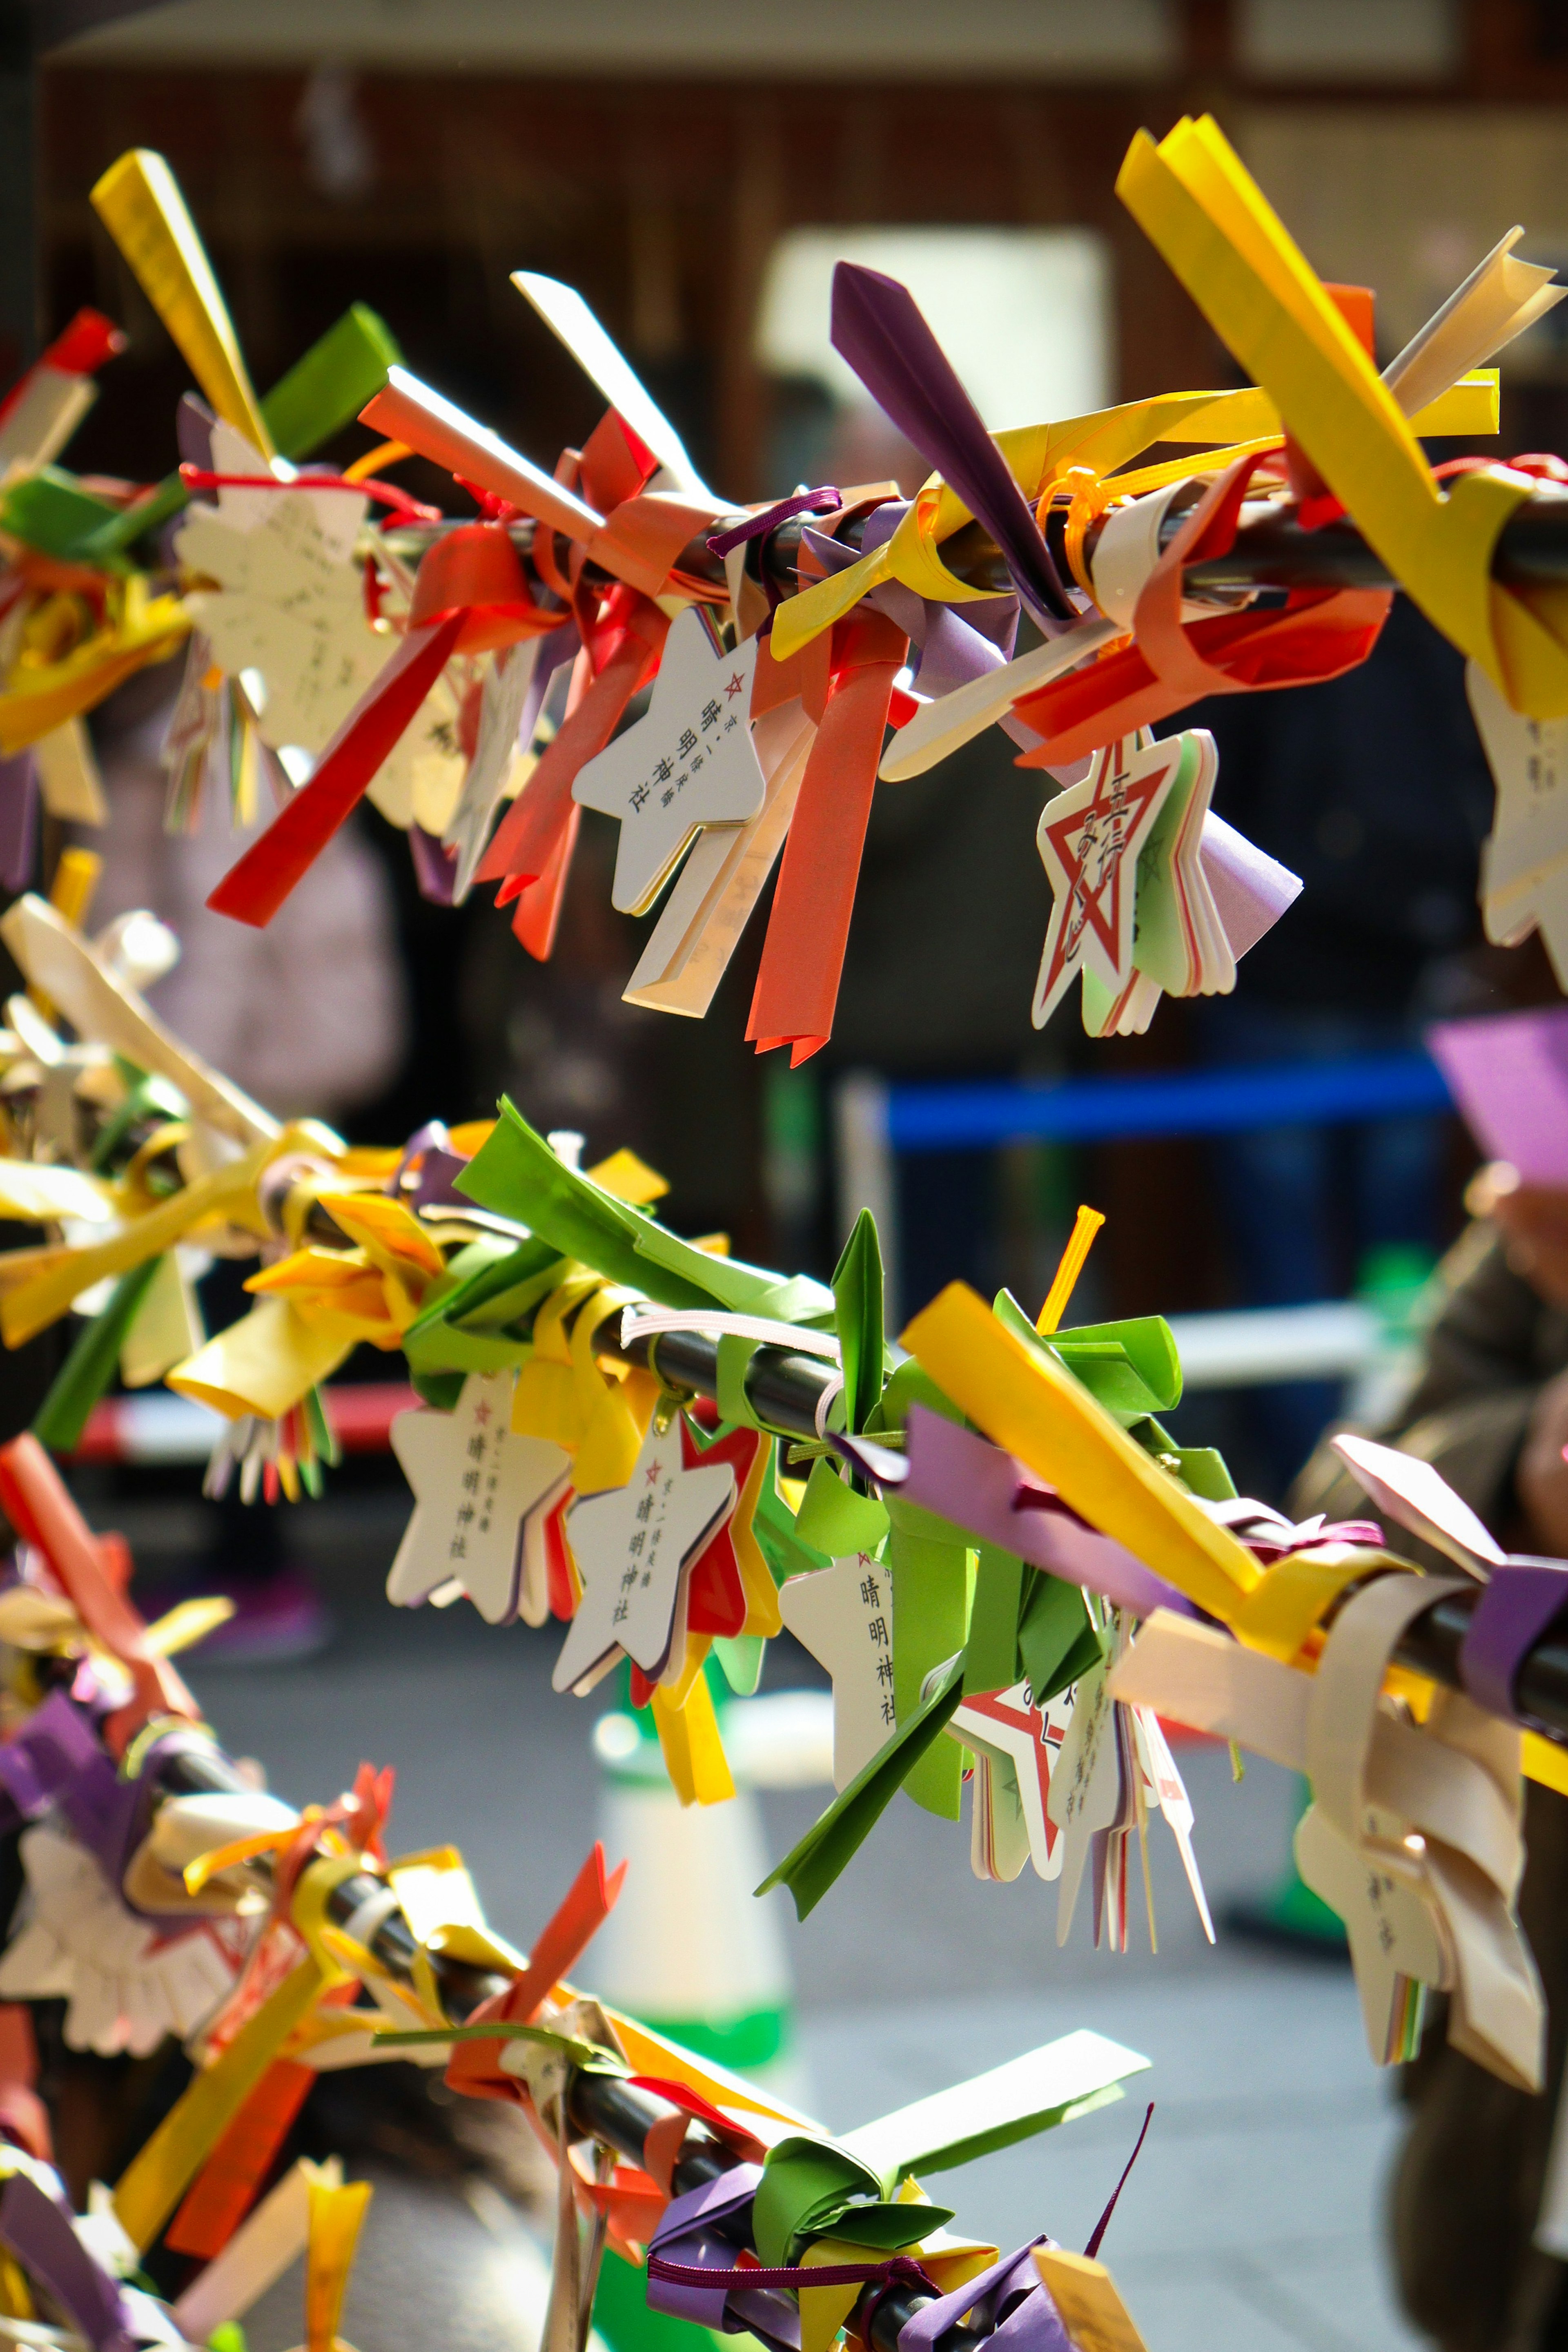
1031, 733, 1182, 1030
626, 1418, 774, 1706
1469, 660, 1568, 985
176, 421, 378, 757
780, 1552, 895, 1790
1295, 1805, 1450, 2064
554, 1418, 736, 1694
388, 1370, 571, 1625
573, 605, 765, 912
1046, 1657, 1123, 1945
951, 1681, 1074, 1881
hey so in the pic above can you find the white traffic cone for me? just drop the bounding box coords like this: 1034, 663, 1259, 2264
584, 1689, 832, 2081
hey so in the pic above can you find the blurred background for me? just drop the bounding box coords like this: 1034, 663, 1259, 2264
4, 5, 1568, 2348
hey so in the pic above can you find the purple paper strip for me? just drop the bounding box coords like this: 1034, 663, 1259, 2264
1427, 1005, 1568, 1185
648, 2165, 764, 2331
0, 1687, 106, 1834
1198, 813, 1302, 962
0, 754, 38, 894
0, 2173, 133, 2352
829, 263, 1071, 633
409, 825, 457, 905
1460, 1558, 1568, 1721
899, 1405, 1193, 1619
897, 2237, 1068, 2352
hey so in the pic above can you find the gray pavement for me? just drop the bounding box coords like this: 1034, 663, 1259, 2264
109, 1483, 1430, 2352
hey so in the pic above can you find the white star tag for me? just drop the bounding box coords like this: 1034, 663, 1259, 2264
1470, 660, 1568, 986
951, 1681, 1074, 1880
553, 1420, 736, 1694
572, 605, 765, 913
779, 1552, 897, 1789
388, 1370, 571, 1625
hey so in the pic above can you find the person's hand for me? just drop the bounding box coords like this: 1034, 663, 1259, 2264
1470, 1164, 1568, 1309
1517, 1364, 1568, 1558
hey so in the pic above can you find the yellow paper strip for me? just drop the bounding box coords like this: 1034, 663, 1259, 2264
114, 1955, 325, 2249
900, 1283, 1260, 1623
91, 150, 273, 456
305, 2176, 372, 2352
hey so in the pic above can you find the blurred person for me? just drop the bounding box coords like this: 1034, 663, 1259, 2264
1296, 1171, 1568, 2352
86, 662, 408, 1660
1180, 595, 1496, 1494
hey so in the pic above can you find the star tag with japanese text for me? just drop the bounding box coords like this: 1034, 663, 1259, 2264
388, 1369, 572, 1625
553, 1416, 737, 1693
1031, 732, 1183, 1030
572, 604, 765, 913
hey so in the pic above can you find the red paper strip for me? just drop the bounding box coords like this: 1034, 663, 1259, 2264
206, 614, 464, 928
0, 1435, 194, 1730
746, 609, 905, 1065
1014, 453, 1389, 767
510, 803, 580, 961
444, 1841, 626, 2104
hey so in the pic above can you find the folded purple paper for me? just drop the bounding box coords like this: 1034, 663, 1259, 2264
898, 1405, 1193, 1619
1427, 1006, 1568, 1184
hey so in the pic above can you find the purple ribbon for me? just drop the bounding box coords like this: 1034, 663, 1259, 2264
706, 489, 843, 559
1460, 1558, 1568, 1721
829, 263, 1071, 632
1083, 2102, 1154, 2258
895, 1405, 1194, 1619
0, 2172, 132, 2352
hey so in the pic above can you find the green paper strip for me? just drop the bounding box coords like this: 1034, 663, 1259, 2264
886, 1504, 972, 1820
1018, 1572, 1102, 1712
832, 1207, 884, 1436
33, 1256, 165, 1454
751, 2139, 881, 2267
755, 1653, 965, 1919
964, 1545, 1026, 1697
261, 303, 401, 459
715, 1332, 764, 1430
459, 1099, 812, 1317
795, 1456, 888, 1556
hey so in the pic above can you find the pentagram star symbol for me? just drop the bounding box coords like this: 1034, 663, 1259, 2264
573, 604, 766, 913
553, 1418, 737, 1694
388, 1370, 572, 1625
951, 1681, 1072, 1880
1031, 732, 1183, 1029
779, 1551, 895, 1788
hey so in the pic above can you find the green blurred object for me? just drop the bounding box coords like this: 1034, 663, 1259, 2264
1355, 1241, 1439, 1342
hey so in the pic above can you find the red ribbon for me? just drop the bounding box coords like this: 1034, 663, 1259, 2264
177, 462, 442, 523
